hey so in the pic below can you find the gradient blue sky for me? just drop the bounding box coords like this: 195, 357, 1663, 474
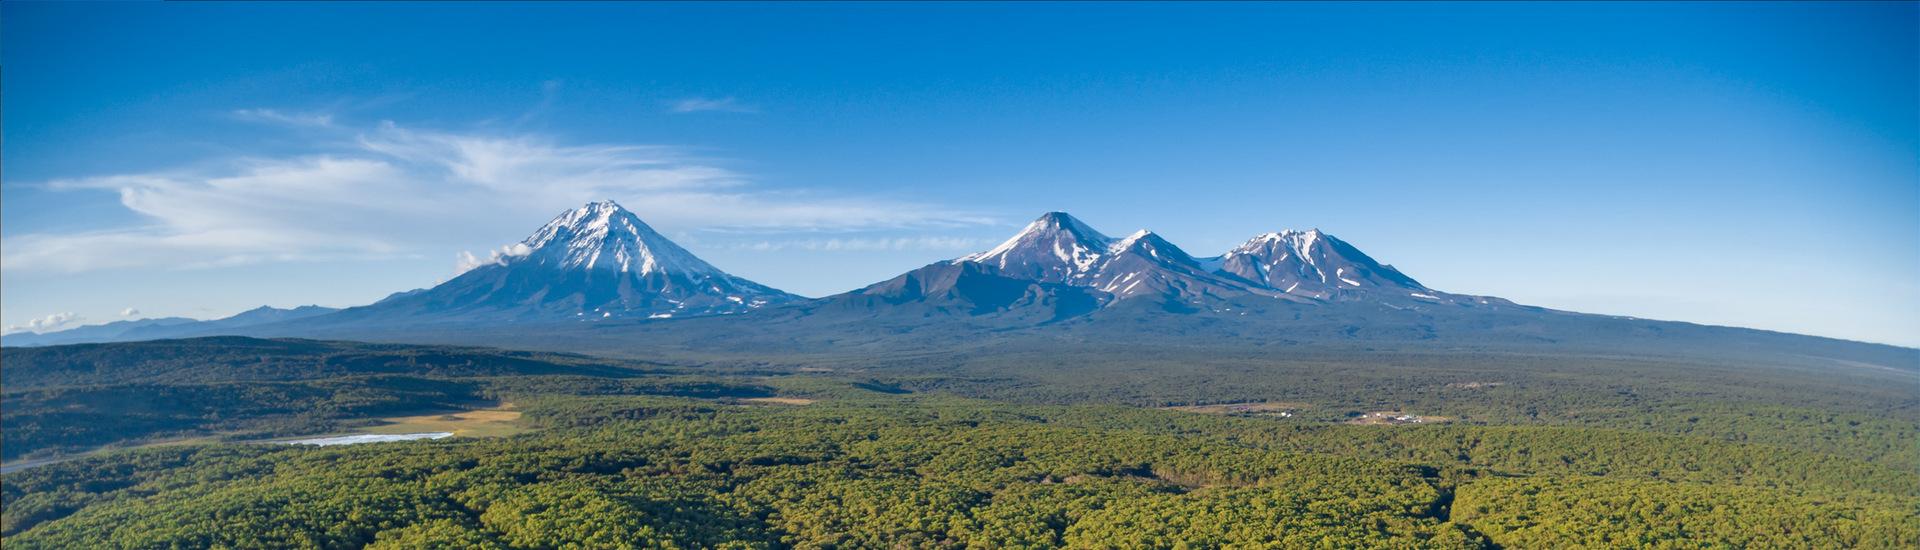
4, 2, 1916, 346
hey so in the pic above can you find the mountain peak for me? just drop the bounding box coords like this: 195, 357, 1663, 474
1110, 229, 1188, 257
958, 212, 1113, 281
1029, 211, 1110, 242
953, 213, 1236, 301
334, 201, 798, 322
1239, 229, 1323, 250
519, 200, 720, 276
578, 199, 633, 218
1219, 228, 1424, 293
1109, 229, 1184, 258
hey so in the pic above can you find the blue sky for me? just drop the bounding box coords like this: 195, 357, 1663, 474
3, 2, 1916, 346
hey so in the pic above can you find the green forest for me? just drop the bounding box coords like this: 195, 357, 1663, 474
2, 338, 1916, 548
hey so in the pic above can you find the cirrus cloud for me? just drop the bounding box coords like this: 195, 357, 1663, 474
2, 114, 992, 275
232, 108, 335, 127
667, 97, 757, 114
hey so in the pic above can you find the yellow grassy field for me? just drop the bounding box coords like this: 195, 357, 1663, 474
740, 397, 818, 406
362, 403, 528, 437
1161, 401, 1309, 415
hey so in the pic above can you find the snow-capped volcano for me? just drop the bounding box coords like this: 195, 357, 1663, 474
955, 213, 1273, 303
832, 213, 1278, 318
1209, 230, 1426, 299
331, 200, 798, 322
830, 211, 1500, 320
955, 213, 1239, 295
514, 200, 728, 277
960, 211, 1115, 283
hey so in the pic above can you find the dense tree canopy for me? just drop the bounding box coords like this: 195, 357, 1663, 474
3, 338, 1914, 548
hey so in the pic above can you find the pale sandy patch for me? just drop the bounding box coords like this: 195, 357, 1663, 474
741, 397, 818, 406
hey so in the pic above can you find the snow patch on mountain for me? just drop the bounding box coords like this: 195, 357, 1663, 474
1211, 229, 1426, 295
960, 212, 1115, 283
518, 200, 727, 276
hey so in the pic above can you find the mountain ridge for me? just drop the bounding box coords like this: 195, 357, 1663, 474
1, 306, 338, 347
817, 212, 1489, 319
9, 205, 1909, 370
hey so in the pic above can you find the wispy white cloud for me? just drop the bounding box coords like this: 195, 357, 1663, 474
3, 115, 990, 274
358, 122, 743, 196
120, 307, 141, 317
3, 312, 82, 334
453, 243, 534, 276
667, 97, 757, 114
232, 108, 335, 127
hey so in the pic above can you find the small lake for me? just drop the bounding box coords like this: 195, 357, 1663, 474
281, 432, 453, 446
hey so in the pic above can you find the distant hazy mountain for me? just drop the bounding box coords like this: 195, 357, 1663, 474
286, 200, 800, 326
3, 318, 198, 347
1, 306, 338, 347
